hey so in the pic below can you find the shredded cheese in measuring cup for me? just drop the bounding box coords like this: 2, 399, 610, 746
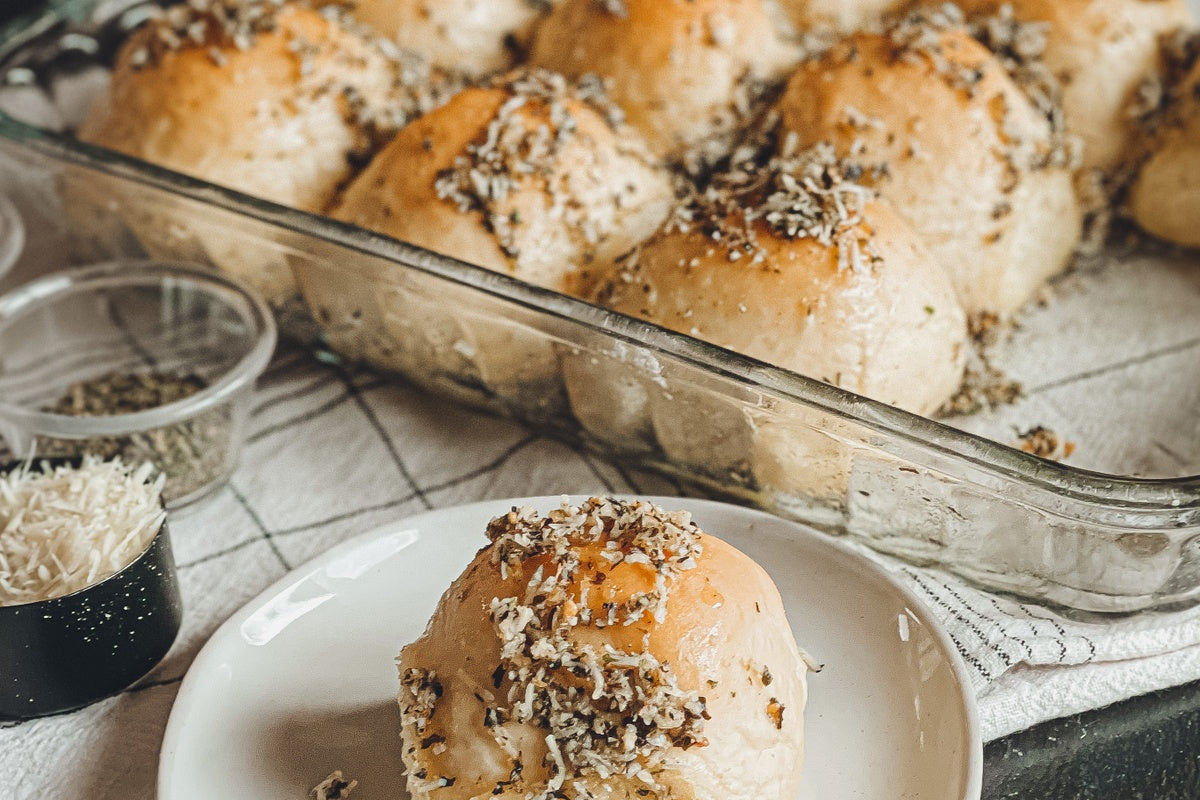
0, 457, 166, 606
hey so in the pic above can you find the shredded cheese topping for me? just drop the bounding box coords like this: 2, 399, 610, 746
888, 4, 984, 94
487, 498, 708, 797
886, 5, 1077, 172
129, 0, 292, 66
399, 497, 710, 799
310, 771, 357, 800
0, 457, 166, 606
1130, 27, 1200, 137
964, 6, 1080, 171
664, 130, 885, 272
433, 68, 629, 261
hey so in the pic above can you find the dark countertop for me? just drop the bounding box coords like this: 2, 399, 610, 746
985, 679, 1200, 798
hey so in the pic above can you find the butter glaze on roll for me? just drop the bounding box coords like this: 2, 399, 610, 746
397, 497, 809, 800
776, 11, 1082, 314
528, 0, 798, 156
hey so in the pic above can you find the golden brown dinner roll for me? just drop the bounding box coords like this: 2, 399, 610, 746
79, 3, 396, 214
573, 142, 966, 501
1130, 55, 1200, 247
772, 0, 910, 34
303, 68, 672, 411
398, 497, 809, 800
76, 0, 448, 301
600, 143, 968, 416
330, 69, 672, 297
955, 0, 1194, 173
776, 16, 1082, 314
347, 0, 557, 75
527, 0, 797, 156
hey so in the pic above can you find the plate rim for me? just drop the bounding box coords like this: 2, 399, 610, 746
158, 494, 983, 800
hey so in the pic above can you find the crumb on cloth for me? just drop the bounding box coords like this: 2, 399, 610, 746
1016, 425, 1076, 461
311, 771, 356, 800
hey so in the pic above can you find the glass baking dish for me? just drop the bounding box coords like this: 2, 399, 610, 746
0, 0, 1196, 614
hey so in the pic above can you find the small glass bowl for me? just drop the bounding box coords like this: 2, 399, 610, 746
0, 260, 276, 508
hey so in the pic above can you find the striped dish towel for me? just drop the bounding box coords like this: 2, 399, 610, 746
875, 553, 1200, 740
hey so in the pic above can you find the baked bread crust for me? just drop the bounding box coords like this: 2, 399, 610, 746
528, 0, 797, 156
397, 498, 808, 800
777, 25, 1082, 313
1130, 56, 1200, 247
330, 70, 672, 296
75, 2, 413, 300
349, 0, 558, 76
599, 140, 967, 416
78, 3, 397, 215
956, 0, 1194, 172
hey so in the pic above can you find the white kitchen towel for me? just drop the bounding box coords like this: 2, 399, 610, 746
879, 555, 1200, 740
5, 344, 1200, 797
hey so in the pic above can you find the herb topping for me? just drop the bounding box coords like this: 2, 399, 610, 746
481, 497, 709, 798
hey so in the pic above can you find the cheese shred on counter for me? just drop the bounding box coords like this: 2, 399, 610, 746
0, 457, 166, 606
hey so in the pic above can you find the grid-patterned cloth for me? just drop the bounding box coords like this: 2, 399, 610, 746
6, 343, 1200, 799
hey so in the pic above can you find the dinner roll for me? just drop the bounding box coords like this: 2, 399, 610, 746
527, 0, 797, 156
600, 143, 967, 416
397, 497, 809, 800
305, 69, 672, 409
1130, 56, 1200, 247
347, 0, 558, 75
330, 69, 672, 297
558, 342, 665, 456
773, 0, 910, 34
954, 0, 1194, 173
76, 1, 441, 301
578, 142, 965, 502
776, 15, 1082, 314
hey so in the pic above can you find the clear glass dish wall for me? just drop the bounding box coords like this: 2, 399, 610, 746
0, 1, 1197, 614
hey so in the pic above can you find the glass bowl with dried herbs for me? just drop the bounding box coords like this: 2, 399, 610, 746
0, 260, 276, 508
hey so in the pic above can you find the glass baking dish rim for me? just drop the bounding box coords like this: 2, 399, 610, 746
2, 111, 1196, 515
0, 257, 277, 437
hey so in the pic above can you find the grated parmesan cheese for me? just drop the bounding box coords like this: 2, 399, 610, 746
0, 457, 166, 606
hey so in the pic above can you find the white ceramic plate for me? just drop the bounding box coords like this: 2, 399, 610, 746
159, 496, 982, 800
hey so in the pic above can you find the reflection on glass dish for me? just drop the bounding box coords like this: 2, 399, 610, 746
0, 193, 23, 282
